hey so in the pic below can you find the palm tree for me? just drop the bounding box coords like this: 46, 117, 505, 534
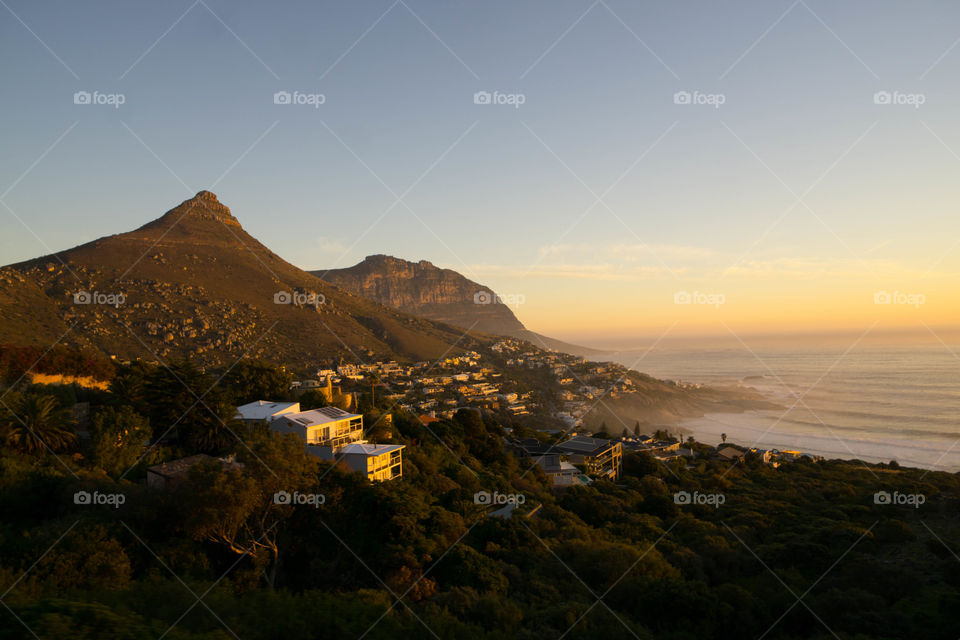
185, 400, 240, 453
364, 371, 381, 408
109, 373, 146, 410
3, 393, 76, 454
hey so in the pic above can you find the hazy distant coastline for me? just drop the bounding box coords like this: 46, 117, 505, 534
600, 343, 960, 472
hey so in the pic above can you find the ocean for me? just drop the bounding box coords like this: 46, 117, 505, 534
602, 343, 960, 472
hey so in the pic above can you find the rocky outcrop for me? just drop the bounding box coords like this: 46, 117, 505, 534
315, 256, 606, 356
133, 190, 242, 235
315, 255, 525, 336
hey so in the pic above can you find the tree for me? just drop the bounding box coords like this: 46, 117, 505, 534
109, 373, 146, 412
181, 399, 242, 454
88, 405, 152, 477
633, 421, 641, 436
367, 371, 381, 406
622, 428, 629, 438
1, 391, 76, 453
180, 430, 317, 589
721, 433, 727, 443
221, 361, 293, 405
143, 360, 238, 453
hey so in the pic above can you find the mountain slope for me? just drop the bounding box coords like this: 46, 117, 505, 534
0, 192, 486, 368
313, 255, 604, 356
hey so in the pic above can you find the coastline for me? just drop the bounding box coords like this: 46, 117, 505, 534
675, 409, 960, 472
599, 344, 960, 474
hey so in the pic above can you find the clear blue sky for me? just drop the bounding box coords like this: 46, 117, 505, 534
3, 1, 960, 341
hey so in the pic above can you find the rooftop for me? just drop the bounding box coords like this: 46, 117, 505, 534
279, 407, 361, 428
235, 400, 299, 421
554, 435, 619, 457
339, 443, 405, 456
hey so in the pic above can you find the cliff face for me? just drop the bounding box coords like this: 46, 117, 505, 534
315, 255, 526, 335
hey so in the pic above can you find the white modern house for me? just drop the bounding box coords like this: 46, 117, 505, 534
270, 406, 364, 459
533, 454, 588, 487
338, 443, 405, 481
268, 406, 404, 480
235, 400, 300, 425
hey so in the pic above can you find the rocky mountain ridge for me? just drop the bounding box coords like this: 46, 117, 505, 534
0, 192, 488, 368
315, 255, 603, 356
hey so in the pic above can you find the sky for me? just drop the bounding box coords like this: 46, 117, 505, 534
2, 0, 960, 347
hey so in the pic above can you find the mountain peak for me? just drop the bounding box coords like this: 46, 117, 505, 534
193, 189, 220, 202
164, 190, 241, 228
362, 254, 435, 269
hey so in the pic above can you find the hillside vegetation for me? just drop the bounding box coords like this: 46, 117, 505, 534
0, 360, 957, 640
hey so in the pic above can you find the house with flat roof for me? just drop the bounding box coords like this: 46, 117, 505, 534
714, 446, 746, 463
554, 436, 622, 481
271, 406, 364, 458
533, 453, 589, 487
507, 436, 620, 482
235, 400, 300, 425
338, 443, 405, 481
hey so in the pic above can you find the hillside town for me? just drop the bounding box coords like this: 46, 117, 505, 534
254, 339, 817, 487
290, 338, 659, 426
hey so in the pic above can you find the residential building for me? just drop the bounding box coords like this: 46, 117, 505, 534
271, 406, 364, 458
533, 453, 589, 487
235, 400, 300, 425
339, 443, 405, 481
554, 436, 623, 481
714, 446, 746, 463
508, 436, 620, 482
